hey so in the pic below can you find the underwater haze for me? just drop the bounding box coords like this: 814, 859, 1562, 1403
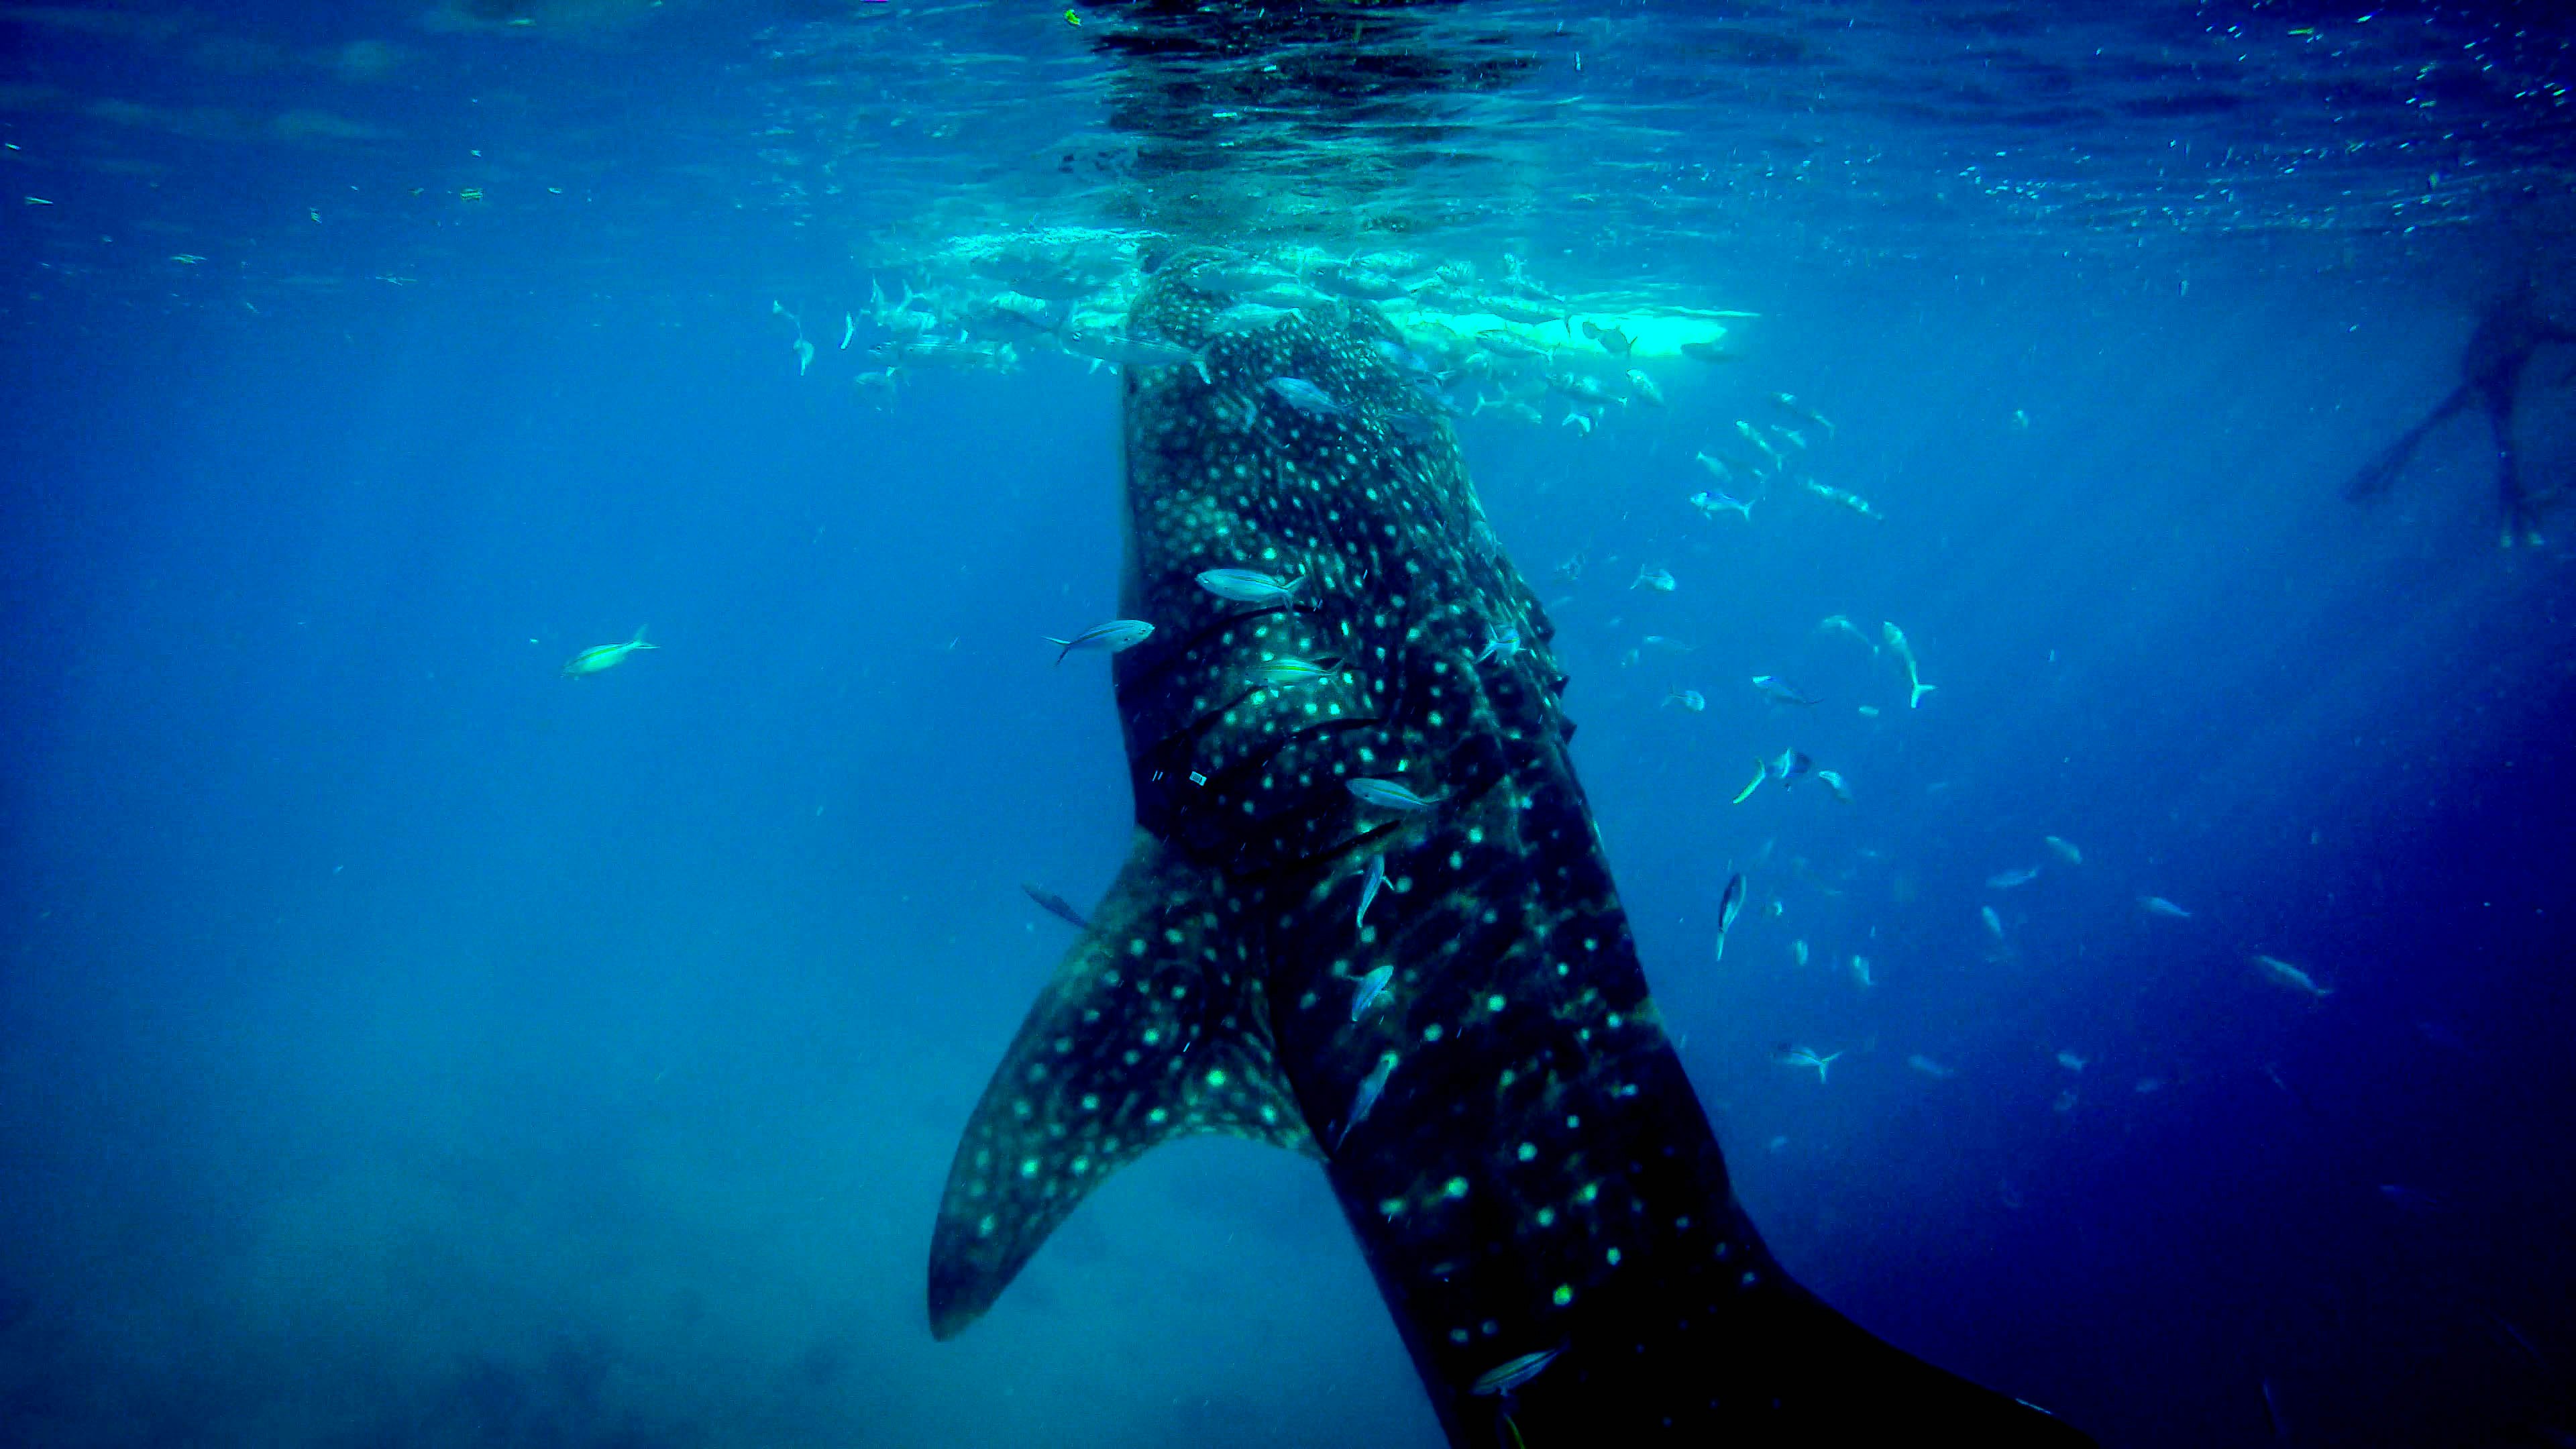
3, 1, 2574, 1446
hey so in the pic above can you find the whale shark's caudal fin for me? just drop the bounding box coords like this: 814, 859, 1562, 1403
926, 833, 1316, 1340
1725, 1280, 2093, 1444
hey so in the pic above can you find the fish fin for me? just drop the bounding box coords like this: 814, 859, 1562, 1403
1043, 636, 1071, 664
929, 833, 1315, 1339
1910, 682, 1935, 708
1737, 1277, 2094, 1443
1730, 762, 1766, 806
630, 625, 654, 649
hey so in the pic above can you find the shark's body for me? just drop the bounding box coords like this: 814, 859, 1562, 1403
928, 262, 2090, 1446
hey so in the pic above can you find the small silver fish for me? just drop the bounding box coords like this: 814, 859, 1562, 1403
1469, 1346, 1564, 1398
1908, 1055, 1954, 1079
1882, 622, 1935, 707
1267, 376, 1350, 417
1624, 369, 1665, 407
2139, 896, 2192, 919
1819, 614, 1878, 654
1770, 392, 1837, 437
562, 627, 656, 678
1043, 619, 1155, 664
1713, 872, 1746, 961
1813, 769, 1854, 803
851, 368, 901, 406
2252, 954, 2334, 999
1385, 409, 1441, 443
1689, 489, 1755, 522
1212, 301, 1305, 334
2044, 835, 2084, 865
1792, 938, 1809, 967
1477, 623, 1521, 664
1849, 954, 1875, 988
1356, 855, 1388, 930
1061, 327, 1207, 377
1581, 319, 1634, 355
1334, 1053, 1399, 1148
1368, 336, 1437, 381
1482, 294, 1560, 327
1184, 255, 1291, 294
1019, 882, 1089, 929
1799, 478, 1884, 520
1752, 675, 1819, 707
1776, 1044, 1840, 1083
1249, 656, 1334, 687
1662, 688, 1706, 712
1631, 566, 1675, 592
1196, 568, 1309, 608
1986, 866, 2042, 890
2057, 1050, 2088, 1073
1981, 905, 2006, 939
1350, 963, 1393, 1020
1347, 777, 1442, 812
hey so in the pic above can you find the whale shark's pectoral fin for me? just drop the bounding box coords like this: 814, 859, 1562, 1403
928, 833, 1314, 1340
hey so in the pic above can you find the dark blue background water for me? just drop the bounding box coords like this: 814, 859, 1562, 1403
5, 6, 2576, 1446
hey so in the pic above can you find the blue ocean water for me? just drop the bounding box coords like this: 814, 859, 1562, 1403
2, 3, 2573, 1446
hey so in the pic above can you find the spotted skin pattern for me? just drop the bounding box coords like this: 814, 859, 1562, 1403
928, 260, 2091, 1447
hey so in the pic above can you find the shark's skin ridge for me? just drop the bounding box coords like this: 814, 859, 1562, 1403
928, 260, 2092, 1446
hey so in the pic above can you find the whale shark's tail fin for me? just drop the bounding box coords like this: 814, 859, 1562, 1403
1772, 1278, 2095, 1444
1478, 1231, 2096, 1444
927, 833, 1316, 1340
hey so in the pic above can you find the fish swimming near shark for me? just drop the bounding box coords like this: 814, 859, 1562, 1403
926, 256, 2091, 1446
1712, 871, 1747, 961
1751, 674, 1821, 708
561, 626, 655, 678
1043, 618, 1156, 664
1018, 882, 1089, 930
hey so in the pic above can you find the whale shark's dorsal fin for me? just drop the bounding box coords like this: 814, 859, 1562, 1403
928, 833, 1314, 1339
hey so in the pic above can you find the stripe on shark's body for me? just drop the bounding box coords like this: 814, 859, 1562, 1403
927, 260, 2090, 1446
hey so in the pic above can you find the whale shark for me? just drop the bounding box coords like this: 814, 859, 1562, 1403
928, 258, 2092, 1446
